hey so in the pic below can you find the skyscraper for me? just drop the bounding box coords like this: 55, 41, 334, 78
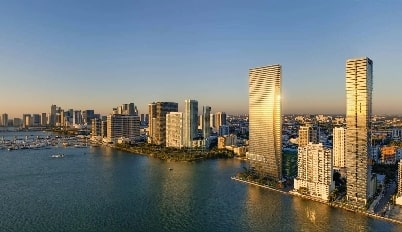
333, 127, 346, 169
210, 114, 215, 132
73, 110, 82, 125
13, 118, 22, 127
345, 57, 373, 206
115, 103, 137, 116
183, 99, 198, 148
202, 106, 211, 140
32, 114, 41, 127
201, 106, 212, 148
248, 64, 282, 180
140, 113, 149, 126
41, 113, 48, 126
50, 104, 57, 126
59, 110, 65, 127
214, 112, 226, 132
128, 103, 137, 116
148, 102, 178, 145
1, 113, 8, 127
82, 110, 95, 125
23, 114, 32, 128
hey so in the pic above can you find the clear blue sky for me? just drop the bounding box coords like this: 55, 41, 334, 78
1, 0, 402, 118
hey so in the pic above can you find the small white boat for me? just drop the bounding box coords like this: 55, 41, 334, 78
51, 154, 64, 158
74, 144, 87, 148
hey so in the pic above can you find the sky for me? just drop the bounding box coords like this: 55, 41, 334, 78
1, 0, 402, 118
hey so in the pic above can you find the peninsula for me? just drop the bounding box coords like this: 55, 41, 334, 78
112, 143, 235, 162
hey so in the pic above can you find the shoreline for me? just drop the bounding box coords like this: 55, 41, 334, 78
231, 176, 402, 225
108, 144, 236, 162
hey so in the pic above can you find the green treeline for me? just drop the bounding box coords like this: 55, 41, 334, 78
114, 143, 234, 161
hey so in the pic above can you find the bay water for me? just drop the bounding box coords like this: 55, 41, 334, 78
0, 131, 401, 231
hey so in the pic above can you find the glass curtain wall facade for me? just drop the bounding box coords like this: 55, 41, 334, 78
183, 100, 198, 148
248, 64, 282, 180
345, 57, 373, 206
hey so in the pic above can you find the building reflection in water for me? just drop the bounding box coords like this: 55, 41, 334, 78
291, 196, 372, 231
245, 185, 292, 231
244, 184, 377, 231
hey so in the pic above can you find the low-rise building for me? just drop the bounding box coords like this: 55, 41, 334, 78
234, 146, 248, 156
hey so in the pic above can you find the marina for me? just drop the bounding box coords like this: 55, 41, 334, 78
0, 131, 89, 151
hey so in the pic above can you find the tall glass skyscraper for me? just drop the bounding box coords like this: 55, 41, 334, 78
345, 57, 373, 206
202, 106, 211, 140
248, 64, 282, 180
183, 99, 198, 148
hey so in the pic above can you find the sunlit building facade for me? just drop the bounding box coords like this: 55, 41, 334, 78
106, 114, 140, 144
248, 64, 282, 180
210, 114, 215, 132
333, 127, 346, 168
294, 143, 335, 201
166, 112, 184, 148
298, 124, 319, 147
214, 112, 226, 132
345, 57, 373, 206
23, 114, 32, 128
396, 162, 402, 205
91, 118, 102, 138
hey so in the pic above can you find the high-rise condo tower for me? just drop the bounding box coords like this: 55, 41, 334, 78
345, 57, 373, 206
248, 64, 282, 180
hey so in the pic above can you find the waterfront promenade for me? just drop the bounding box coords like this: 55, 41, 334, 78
231, 176, 402, 225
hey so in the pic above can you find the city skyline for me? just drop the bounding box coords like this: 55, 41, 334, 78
1, 1, 402, 117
